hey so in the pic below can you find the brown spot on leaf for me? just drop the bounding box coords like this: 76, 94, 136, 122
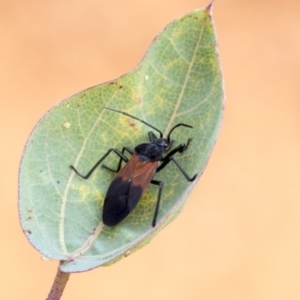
127, 119, 136, 128
137, 95, 141, 104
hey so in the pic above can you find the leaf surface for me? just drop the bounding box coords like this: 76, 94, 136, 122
19, 3, 224, 272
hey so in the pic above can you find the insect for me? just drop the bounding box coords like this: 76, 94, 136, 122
70, 107, 197, 227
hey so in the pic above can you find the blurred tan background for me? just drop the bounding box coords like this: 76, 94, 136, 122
1, 0, 300, 299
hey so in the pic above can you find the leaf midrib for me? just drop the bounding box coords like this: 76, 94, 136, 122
164, 15, 207, 136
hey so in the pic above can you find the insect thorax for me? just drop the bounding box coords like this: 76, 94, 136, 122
135, 142, 166, 161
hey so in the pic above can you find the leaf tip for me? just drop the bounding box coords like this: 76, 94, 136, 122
206, 0, 215, 13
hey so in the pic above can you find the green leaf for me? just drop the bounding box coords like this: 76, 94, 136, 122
19, 3, 224, 272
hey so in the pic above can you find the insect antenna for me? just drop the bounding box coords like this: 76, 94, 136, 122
167, 123, 193, 143
104, 107, 163, 138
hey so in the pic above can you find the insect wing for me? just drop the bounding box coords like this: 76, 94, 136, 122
128, 158, 157, 211
102, 154, 157, 226
102, 155, 136, 226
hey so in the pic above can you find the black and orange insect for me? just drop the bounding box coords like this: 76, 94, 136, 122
70, 107, 197, 227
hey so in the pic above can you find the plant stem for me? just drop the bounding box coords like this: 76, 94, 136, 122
46, 261, 70, 300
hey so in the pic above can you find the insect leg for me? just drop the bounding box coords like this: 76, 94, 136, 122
166, 157, 197, 181
150, 179, 164, 227
157, 140, 197, 181
102, 146, 134, 173
157, 142, 188, 171
70, 148, 128, 179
